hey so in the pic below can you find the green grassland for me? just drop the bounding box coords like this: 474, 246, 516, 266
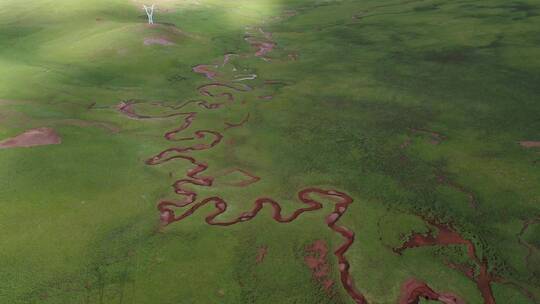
1, 0, 539, 303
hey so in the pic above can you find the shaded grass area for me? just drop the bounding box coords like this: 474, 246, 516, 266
0, 0, 539, 303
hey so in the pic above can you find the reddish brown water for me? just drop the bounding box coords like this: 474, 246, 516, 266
192, 64, 218, 79
192, 53, 240, 79
245, 27, 276, 59
224, 113, 250, 130
399, 278, 464, 304
394, 219, 496, 304
436, 174, 479, 210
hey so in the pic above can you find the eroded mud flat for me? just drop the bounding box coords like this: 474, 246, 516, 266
0, 127, 61, 149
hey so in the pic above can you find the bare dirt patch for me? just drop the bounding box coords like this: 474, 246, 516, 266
144, 37, 174, 46
304, 240, 334, 293
192, 64, 219, 79
256, 246, 268, 264
0, 127, 61, 149
519, 141, 540, 148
